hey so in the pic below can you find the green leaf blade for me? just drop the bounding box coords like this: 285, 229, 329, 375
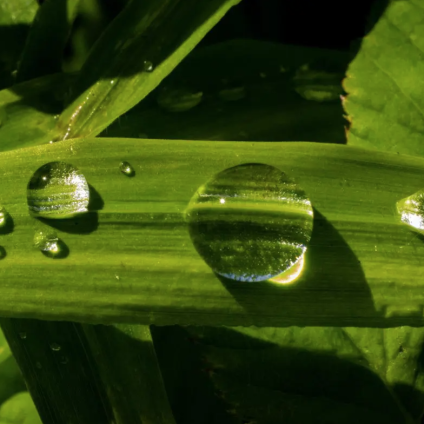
0, 140, 423, 326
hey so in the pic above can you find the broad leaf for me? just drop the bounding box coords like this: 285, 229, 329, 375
344, 0, 424, 157
102, 39, 348, 143
50, 0, 242, 141
187, 326, 424, 424
0, 139, 422, 327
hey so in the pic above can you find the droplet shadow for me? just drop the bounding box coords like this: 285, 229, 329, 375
0, 214, 14, 235
217, 208, 381, 326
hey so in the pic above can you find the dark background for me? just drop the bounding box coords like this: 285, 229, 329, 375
202, 0, 385, 51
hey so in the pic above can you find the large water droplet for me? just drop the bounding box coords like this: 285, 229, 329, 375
143, 60, 154, 72
397, 191, 424, 232
185, 164, 313, 282
156, 86, 203, 112
33, 230, 61, 256
119, 161, 135, 177
27, 162, 90, 219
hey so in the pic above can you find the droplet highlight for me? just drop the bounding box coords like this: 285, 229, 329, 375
397, 191, 424, 232
18, 332, 27, 339
143, 60, 154, 72
157, 86, 203, 112
185, 163, 313, 282
27, 162, 90, 219
119, 161, 135, 177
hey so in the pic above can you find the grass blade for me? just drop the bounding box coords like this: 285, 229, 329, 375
16, 0, 80, 83
51, 0, 241, 141
0, 139, 422, 327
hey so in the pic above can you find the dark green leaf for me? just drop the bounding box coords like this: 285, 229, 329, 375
189, 326, 424, 424
16, 0, 80, 83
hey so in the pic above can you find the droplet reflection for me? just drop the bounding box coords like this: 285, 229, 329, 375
185, 163, 313, 282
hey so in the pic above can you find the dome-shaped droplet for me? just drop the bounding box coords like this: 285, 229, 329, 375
156, 86, 203, 112
397, 191, 424, 232
185, 163, 313, 282
119, 161, 135, 177
50, 342, 61, 351
218, 85, 246, 102
18, 331, 27, 339
27, 162, 89, 219
143, 60, 154, 72
33, 230, 61, 256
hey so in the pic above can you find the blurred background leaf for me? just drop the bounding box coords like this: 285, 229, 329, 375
102, 39, 349, 143
0, 392, 41, 424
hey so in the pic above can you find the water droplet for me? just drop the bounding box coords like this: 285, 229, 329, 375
294, 86, 341, 102
35, 361, 42, 369
157, 86, 203, 112
18, 331, 27, 339
185, 164, 313, 282
27, 162, 90, 219
119, 161, 135, 177
33, 230, 62, 256
259, 72, 267, 78
218, 85, 246, 102
59, 355, 69, 364
397, 191, 424, 232
50, 342, 61, 351
143, 60, 154, 72
293, 67, 342, 102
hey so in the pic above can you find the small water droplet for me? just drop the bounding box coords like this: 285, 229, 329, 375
35, 361, 42, 369
18, 331, 27, 339
33, 230, 62, 256
157, 86, 203, 112
259, 72, 267, 78
218, 86, 246, 102
50, 342, 61, 351
53, 114, 59, 120
27, 162, 90, 219
143, 60, 154, 72
185, 164, 313, 282
119, 161, 135, 177
59, 355, 69, 364
110, 80, 115, 85
397, 191, 424, 232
